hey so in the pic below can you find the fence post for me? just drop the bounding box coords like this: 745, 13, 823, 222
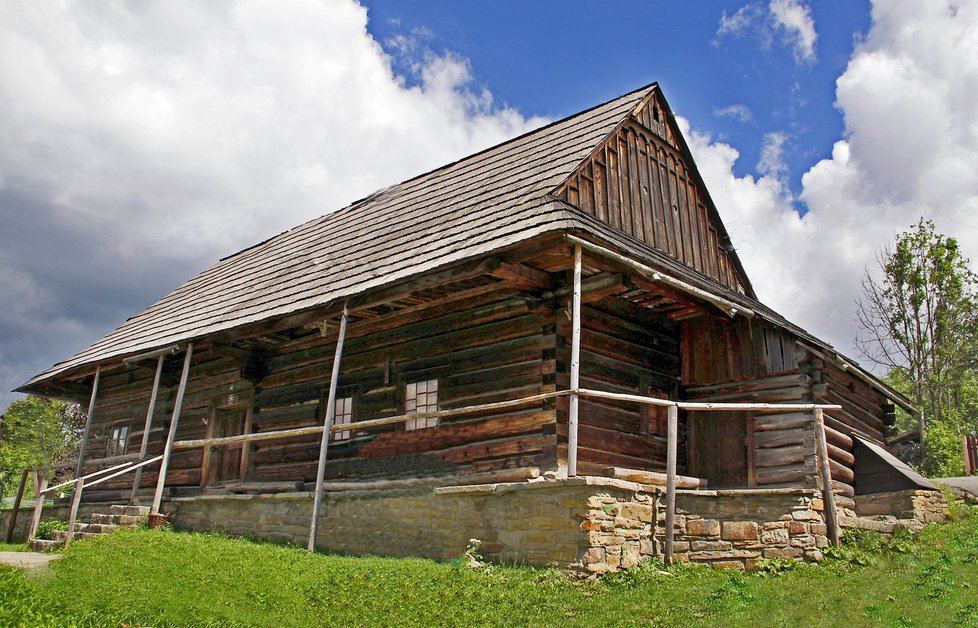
664, 404, 678, 564
27, 474, 48, 542
813, 408, 841, 546
4, 468, 30, 543
152, 343, 194, 514
63, 478, 85, 547
308, 304, 349, 552
75, 366, 102, 479
568, 245, 583, 476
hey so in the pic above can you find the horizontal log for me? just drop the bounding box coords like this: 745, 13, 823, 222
831, 480, 855, 498
601, 466, 705, 489
823, 423, 853, 450
755, 463, 813, 485
754, 413, 810, 432
829, 459, 855, 484
756, 445, 808, 469
755, 428, 812, 450
826, 442, 856, 467
684, 372, 811, 397
321, 466, 540, 492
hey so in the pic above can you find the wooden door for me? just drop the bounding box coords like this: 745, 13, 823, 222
687, 411, 750, 488
208, 409, 246, 485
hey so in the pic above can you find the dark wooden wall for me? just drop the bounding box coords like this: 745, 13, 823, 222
556, 298, 683, 475
556, 100, 747, 293
79, 289, 558, 501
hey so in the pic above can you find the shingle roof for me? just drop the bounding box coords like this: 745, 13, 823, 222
21, 84, 657, 390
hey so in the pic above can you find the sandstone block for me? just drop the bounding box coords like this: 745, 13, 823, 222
581, 519, 602, 532
621, 503, 655, 523
763, 547, 803, 559
686, 519, 721, 537
811, 498, 824, 511
791, 510, 819, 521
790, 535, 815, 548
689, 549, 759, 561
809, 523, 827, 535
692, 540, 733, 551
761, 529, 789, 545
788, 521, 808, 535
722, 521, 759, 541
711, 560, 745, 570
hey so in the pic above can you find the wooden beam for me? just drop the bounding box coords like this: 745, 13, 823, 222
130, 353, 165, 505
63, 478, 84, 547
664, 404, 678, 565
308, 303, 349, 552
152, 343, 194, 514
568, 245, 583, 477
4, 468, 29, 543
813, 408, 841, 547
602, 466, 705, 489
27, 475, 48, 542
74, 366, 101, 479
488, 261, 553, 291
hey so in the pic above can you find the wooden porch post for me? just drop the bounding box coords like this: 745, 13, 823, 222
130, 353, 166, 505
63, 478, 85, 547
4, 468, 30, 543
813, 408, 841, 546
664, 404, 678, 564
27, 474, 48, 542
308, 304, 349, 552
74, 366, 101, 479
568, 245, 583, 477
152, 343, 194, 514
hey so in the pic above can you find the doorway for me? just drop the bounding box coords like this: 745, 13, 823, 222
687, 411, 752, 488
204, 407, 249, 486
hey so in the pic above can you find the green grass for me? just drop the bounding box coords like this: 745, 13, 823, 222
2, 508, 977, 627
0, 543, 28, 552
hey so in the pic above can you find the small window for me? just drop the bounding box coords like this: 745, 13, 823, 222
405, 379, 438, 430
106, 424, 129, 457
332, 396, 354, 441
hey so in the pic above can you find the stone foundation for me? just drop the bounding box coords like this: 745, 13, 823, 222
3, 481, 947, 573
853, 489, 948, 529
0, 502, 104, 543
666, 489, 828, 569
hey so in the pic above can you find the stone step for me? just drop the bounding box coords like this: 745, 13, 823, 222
52, 530, 103, 542
28, 538, 63, 552
72, 522, 121, 534
89, 513, 146, 527
109, 504, 150, 517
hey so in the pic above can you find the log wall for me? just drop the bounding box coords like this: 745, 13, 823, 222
78, 289, 559, 501
556, 298, 683, 475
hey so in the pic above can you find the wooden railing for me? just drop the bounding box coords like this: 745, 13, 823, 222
965, 435, 978, 476
5, 455, 164, 548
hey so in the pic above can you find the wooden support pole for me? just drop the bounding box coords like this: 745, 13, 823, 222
75, 366, 101, 479
813, 408, 841, 547
152, 343, 194, 515
308, 303, 349, 552
27, 474, 48, 542
63, 478, 84, 547
130, 353, 165, 505
568, 245, 582, 477
664, 404, 678, 564
4, 468, 30, 543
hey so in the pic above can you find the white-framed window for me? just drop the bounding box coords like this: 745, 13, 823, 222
332, 396, 354, 441
405, 379, 438, 430
106, 423, 129, 457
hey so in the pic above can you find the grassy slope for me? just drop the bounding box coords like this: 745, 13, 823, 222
2, 509, 977, 627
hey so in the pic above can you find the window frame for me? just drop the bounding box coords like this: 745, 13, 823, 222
331, 395, 355, 441
105, 422, 131, 457
404, 378, 439, 431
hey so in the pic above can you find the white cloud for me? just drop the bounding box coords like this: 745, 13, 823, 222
757, 131, 790, 179
0, 0, 547, 408
769, 0, 818, 63
714, 104, 753, 122
689, 0, 978, 367
718, 4, 759, 37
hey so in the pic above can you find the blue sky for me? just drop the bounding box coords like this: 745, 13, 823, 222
363, 0, 869, 202
1, 0, 977, 410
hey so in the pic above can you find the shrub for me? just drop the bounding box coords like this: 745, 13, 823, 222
35, 519, 68, 541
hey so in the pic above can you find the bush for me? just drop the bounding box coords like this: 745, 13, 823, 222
35, 519, 68, 541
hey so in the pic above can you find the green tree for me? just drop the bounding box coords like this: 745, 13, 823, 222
0, 396, 83, 499
856, 219, 978, 475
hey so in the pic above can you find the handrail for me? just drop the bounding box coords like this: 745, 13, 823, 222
40, 460, 135, 495
26, 454, 166, 547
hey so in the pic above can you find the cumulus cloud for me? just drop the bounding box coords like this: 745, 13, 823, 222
691, 0, 978, 367
713, 104, 754, 123
756, 131, 790, 180
769, 0, 818, 63
0, 0, 546, 408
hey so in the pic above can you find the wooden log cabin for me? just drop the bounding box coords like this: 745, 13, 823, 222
17, 83, 940, 563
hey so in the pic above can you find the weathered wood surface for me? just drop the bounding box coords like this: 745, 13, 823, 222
602, 466, 704, 489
